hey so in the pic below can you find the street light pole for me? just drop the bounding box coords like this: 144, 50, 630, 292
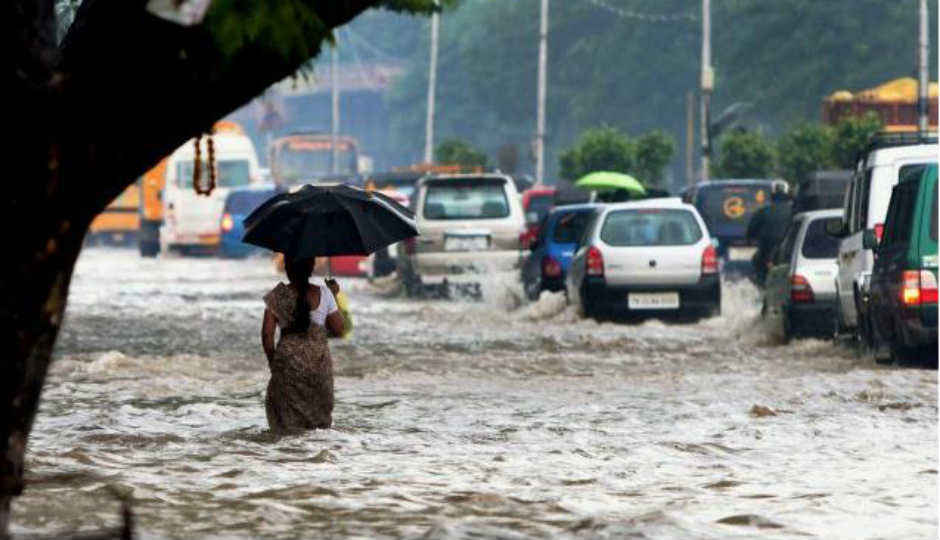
917, 0, 929, 134
535, 0, 549, 185
700, 0, 712, 182
331, 41, 340, 175
424, 5, 440, 164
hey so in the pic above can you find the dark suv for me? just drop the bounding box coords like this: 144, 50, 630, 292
868, 164, 938, 364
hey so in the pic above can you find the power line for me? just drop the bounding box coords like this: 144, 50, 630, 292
582, 0, 696, 22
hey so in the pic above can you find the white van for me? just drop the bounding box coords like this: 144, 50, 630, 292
160, 122, 261, 253
828, 135, 937, 334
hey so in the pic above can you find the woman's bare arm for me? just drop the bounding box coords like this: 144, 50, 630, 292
325, 311, 345, 338
262, 308, 277, 361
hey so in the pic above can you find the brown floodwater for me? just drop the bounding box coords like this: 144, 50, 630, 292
10, 248, 937, 539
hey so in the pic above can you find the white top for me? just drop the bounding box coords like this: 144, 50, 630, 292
310, 282, 339, 326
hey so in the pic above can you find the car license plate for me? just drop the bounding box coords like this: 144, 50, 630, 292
728, 246, 757, 261
445, 235, 488, 252
628, 292, 679, 310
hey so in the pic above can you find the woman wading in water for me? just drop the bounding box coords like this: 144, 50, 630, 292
261, 256, 346, 431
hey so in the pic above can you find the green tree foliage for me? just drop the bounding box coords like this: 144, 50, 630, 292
435, 138, 488, 167
366, 0, 935, 183
831, 112, 883, 168
559, 126, 635, 182
559, 126, 675, 185
712, 129, 776, 179
634, 130, 677, 187
776, 123, 837, 185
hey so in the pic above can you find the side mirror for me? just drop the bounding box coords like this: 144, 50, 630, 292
862, 228, 879, 250
525, 211, 540, 225
825, 217, 846, 238
710, 237, 720, 249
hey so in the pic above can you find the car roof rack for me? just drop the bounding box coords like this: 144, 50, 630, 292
865, 131, 937, 153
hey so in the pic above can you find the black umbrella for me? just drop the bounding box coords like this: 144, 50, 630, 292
242, 184, 417, 258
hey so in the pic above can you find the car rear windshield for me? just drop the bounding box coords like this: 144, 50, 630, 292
423, 179, 510, 220
801, 217, 841, 259
696, 184, 770, 228
552, 211, 591, 243
225, 190, 274, 215
600, 208, 703, 246
177, 160, 251, 188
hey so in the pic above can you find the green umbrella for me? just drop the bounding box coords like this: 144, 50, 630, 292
574, 171, 646, 196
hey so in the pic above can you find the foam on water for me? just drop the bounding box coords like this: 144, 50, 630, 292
14, 248, 936, 539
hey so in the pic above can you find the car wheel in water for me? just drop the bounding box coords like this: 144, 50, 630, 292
781, 311, 793, 344
139, 241, 159, 258
525, 279, 541, 302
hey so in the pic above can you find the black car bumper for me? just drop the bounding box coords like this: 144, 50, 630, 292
583, 274, 721, 314
786, 300, 837, 337
898, 305, 938, 348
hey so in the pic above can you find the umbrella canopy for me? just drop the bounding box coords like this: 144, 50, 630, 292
574, 171, 646, 196
242, 184, 417, 258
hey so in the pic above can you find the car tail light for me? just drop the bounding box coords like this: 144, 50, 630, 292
790, 274, 814, 303
901, 270, 938, 305
542, 255, 562, 278
586, 246, 604, 276
701, 244, 718, 274
220, 213, 234, 232
873, 223, 884, 242
404, 237, 416, 255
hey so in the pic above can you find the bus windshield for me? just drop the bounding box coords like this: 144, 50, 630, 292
277, 144, 357, 180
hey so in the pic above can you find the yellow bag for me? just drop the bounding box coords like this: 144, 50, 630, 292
335, 290, 353, 338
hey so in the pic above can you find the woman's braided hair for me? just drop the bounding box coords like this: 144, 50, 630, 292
283, 256, 313, 334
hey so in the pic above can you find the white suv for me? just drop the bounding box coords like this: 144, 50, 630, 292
399, 173, 526, 294
827, 135, 937, 335
566, 198, 720, 320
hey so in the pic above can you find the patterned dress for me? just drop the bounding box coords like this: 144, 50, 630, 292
262, 283, 334, 431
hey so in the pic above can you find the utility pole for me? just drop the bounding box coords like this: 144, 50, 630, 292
424, 4, 440, 164
700, 0, 712, 181
535, 0, 549, 185
331, 41, 340, 174
686, 91, 694, 186
917, 0, 929, 134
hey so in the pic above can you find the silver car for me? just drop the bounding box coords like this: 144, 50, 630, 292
763, 209, 842, 341
399, 173, 526, 295
566, 198, 721, 320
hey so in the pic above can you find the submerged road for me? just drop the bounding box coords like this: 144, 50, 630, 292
11, 248, 937, 538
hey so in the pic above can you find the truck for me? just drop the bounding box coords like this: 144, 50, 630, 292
87, 184, 141, 246
268, 132, 364, 189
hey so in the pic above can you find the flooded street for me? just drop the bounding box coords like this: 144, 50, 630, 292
11, 248, 937, 539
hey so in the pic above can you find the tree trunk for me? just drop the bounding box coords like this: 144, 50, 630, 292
2, 0, 413, 534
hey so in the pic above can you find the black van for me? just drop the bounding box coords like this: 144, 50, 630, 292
681, 179, 788, 273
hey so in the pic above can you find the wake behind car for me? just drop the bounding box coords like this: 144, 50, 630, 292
521, 204, 598, 300
566, 198, 720, 320
762, 209, 842, 341
868, 163, 938, 364
399, 173, 526, 296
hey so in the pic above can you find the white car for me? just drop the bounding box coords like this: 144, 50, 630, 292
763, 209, 842, 341
399, 173, 526, 295
566, 198, 720, 320
827, 135, 937, 336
